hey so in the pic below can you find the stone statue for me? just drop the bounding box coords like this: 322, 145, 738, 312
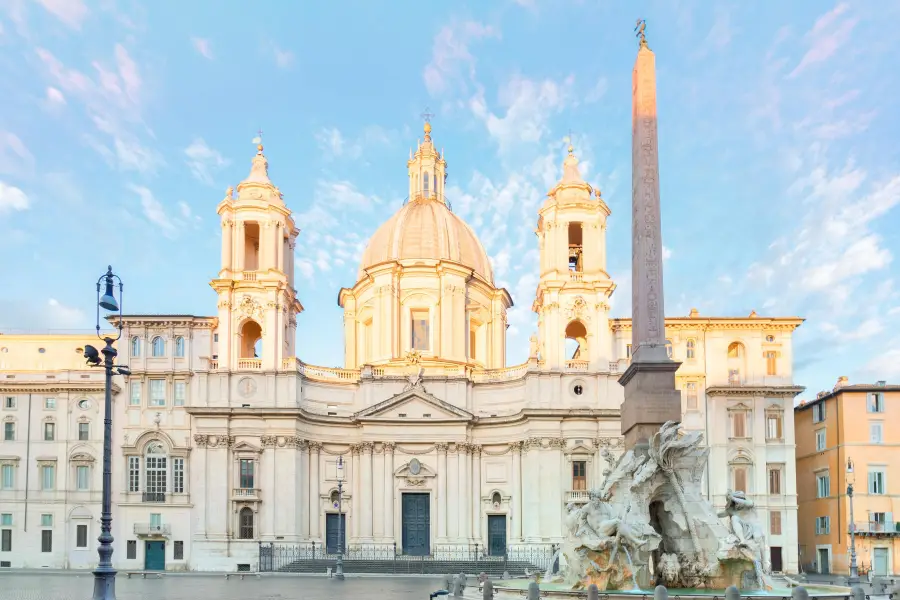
718, 490, 757, 546
225, 186, 233, 198
529, 333, 539, 358
404, 365, 425, 391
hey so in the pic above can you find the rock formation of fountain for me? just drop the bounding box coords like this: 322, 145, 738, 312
559, 421, 771, 592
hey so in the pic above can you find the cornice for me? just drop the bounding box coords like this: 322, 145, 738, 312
0, 382, 119, 394
610, 317, 804, 332
706, 385, 805, 398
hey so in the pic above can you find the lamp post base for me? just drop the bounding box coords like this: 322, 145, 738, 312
334, 557, 345, 581
92, 568, 117, 600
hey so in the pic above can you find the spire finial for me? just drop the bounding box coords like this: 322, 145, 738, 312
567, 129, 574, 155
421, 107, 434, 141
635, 18, 648, 48
252, 129, 264, 154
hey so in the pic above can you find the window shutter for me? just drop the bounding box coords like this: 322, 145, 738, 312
868, 472, 876, 494
825, 516, 830, 534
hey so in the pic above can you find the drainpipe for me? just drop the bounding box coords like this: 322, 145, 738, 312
24, 393, 32, 532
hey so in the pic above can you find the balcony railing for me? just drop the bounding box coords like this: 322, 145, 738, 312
237, 358, 262, 370
471, 363, 529, 383
565, 490, 591, 504
569, 271, 584, 282
142, 492, 166, 503
134, 523, 171, 536
565, 359, 589, 371
233, 487, 260, 499
241, 271, 258, 281
852, 521, 900, 535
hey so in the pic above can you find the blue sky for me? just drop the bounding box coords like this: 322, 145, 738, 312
1, 1, 898, 400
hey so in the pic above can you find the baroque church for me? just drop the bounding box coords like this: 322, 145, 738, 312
0, 121, 803, 574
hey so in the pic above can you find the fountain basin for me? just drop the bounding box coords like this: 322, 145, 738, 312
486, 580, 853, 598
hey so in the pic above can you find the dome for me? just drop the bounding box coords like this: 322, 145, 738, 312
358, 196, 494, 283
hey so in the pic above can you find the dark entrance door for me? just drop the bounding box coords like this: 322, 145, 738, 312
145, 541, 165, 571
770, 546, 783, 572
488, 515, 506, 556
401, 493, 430, 556
325, 513, 346, 554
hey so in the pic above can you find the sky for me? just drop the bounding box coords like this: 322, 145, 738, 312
0, 0, 898, 401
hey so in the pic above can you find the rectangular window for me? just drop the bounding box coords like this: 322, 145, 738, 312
41, 465, 55, 490
815, 516, 830, 535
44, 398, 56, 410
770, 511, 782, 535
130, 382, 141, 406
572, 461, 587, 491
149, 380, 165, 407
174, 381, 186, 407
76, 466, 90, 490
767, 466, 782, 495
41, 514, 53, 527
128, 457, 140, 492
816, 474, 830, 498
239, 459, 255, 489
0, 529, 10, 552
149, 513, 161, 528
626, 344, 632, 358
3, 397, 15, 409
76, 524, 88, 548
173, 457, 184, 494
213, 333, 219, 343
174, 540, 184, 560
733, 467, 748, 493
3, 422, 13, 441
685, 382, 698, 410
43, 422, 55, 441
78, 422, 89, 441
127, 540, 137, 559
766, 413, 783, 439
410, 310, 430, 352
0, 514, 10, 526
868, 470, 886, 495
813, 402, 826, 423
870, 422, 884, 444
872, 512, 887, 531
731, 412, 747, 438
765, 351, 777, 376
469, 328, 477, 361
41, 530, 52, 552
0, 465, 13, 489
868, 392, 885, 413
815, 429, 826, 451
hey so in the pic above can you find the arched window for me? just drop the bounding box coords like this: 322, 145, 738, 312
330, 490, 340, 507
727, 342, 746, 385
564, 321, 588, 362
239, 321, 263, 359
423, 171, 430, 197
144, 442, 167, 502
151, 337, 165, 357
131, 337, 140, 357
491, 492, 502, 506
686, 339, 696, 359
727, 342, 743, 358
174, 336, 185, 358
239, 507, 254, 539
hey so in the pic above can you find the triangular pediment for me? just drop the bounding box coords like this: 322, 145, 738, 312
354, 388, 474, 422
233, 441, 261, 454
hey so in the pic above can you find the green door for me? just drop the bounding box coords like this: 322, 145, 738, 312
145, 541, 165, 571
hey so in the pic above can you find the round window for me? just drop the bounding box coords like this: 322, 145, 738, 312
409, 458, 421, 475
573, 384, 584, 396
78, 399, 91, 410
38, 348, 46, 353
766, 335, 775, 342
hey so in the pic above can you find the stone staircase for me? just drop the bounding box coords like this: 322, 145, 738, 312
277, 557, 543, 576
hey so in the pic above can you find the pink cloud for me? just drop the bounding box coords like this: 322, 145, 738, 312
35, 0, 88, 29
789, 3, 858, 78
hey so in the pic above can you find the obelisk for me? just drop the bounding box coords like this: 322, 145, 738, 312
619, 21, 682, 451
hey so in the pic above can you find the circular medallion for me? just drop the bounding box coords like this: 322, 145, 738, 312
409, 458, 421, 475
78, 399, 91, 410
238, 377, 257, 398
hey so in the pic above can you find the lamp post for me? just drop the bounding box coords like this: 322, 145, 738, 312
335, 455, 345, 580
84, 266, 129, 600
847, 457, 859, 586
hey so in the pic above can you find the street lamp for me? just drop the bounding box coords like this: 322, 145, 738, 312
84, 266, 129, 600
847, 457, 859, 586
335, 455, 345, 581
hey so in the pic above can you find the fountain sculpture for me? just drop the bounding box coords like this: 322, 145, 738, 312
559, 421, 771, 591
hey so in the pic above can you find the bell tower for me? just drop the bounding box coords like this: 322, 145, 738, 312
210, 141, 303, 372
532, 144, 615, 371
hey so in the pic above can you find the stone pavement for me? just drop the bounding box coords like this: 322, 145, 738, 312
0, 573, 447, 600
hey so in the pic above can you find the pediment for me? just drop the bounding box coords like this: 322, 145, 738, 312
394, 458, 437, 478
233, 441, 261, 454
728, 401, 752, 411
565, 442, 594, 457
354, 388, 474, 422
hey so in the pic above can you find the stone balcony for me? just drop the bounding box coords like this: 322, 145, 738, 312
565, 490, 590, 504
233, 487, 261, 501
134, 523, 171, 537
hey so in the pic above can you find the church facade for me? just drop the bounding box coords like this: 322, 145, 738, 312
0, 123, 803, 574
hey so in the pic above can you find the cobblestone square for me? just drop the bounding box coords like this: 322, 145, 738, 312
0, 574, 446, 600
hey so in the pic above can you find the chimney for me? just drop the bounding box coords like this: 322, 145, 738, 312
834, 376, 848, 391
876, 380, 886, 387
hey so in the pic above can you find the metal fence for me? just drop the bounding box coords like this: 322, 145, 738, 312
258, 542, 559, 574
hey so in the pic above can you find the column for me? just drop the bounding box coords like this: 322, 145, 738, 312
308, 442, 320, 539
383, 442, 395, 543
511, 442, 522, 542
351, 445, 361, 540
457, 444, 469, 542
276, 226, 285, 272
194, 435, 208, 535
259, 220, 269, 272
235, 221, 244, 271
471, 445, 482, 544
298, 440, 310, 538
272, 222, 281, 272
437, 443, 448, 541
523, 438, 541, 541
263, 437, 276, 537
221, 221, 233, 272
361, 442, 374, 541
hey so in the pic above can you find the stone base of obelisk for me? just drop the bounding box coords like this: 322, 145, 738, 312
619, 359, 683, 451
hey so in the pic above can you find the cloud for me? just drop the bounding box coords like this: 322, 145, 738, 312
0, 131, 35, 175
423, 20, 499, 96
0, 181, 30, 213
788, 3, 858, 78
585, 78, 608, 104
46, 298, 86, 328
314, 126, 392, 161
662, 246, 672, 261
184, 138, 229, 185
315, 180, 380, 211
35, 0, 88, 29
273, 47, 294, 68
191, 37, 213, 59
45, 86, 66, 107
128, 184, 179, 238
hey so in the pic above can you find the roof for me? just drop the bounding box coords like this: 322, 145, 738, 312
794, 382, 898, 412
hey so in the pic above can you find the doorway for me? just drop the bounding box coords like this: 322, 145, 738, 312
817, 548, 829, 574
325, 513, 346, 554
145, 540, 165, 571
770, 546, 783, 572
873, 548, 889, 576
487, 515, 506, 556
401, 493, 430, 556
